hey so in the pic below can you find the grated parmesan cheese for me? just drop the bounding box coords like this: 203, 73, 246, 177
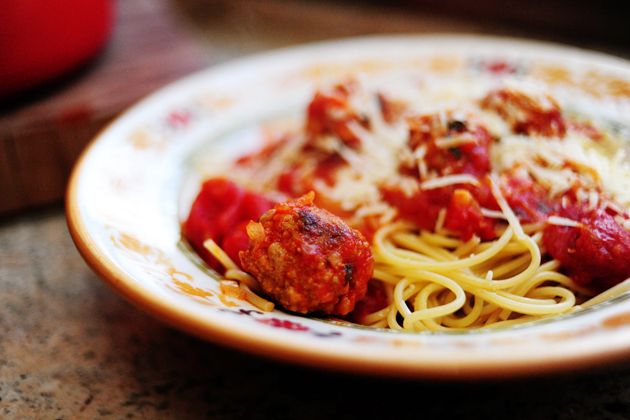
194, 76, 628, 236
491, 131, 630, 207
547, 216, 582, 228
434, 134, 478, 149
481, 208, 507, 219
420, 174, 480, 190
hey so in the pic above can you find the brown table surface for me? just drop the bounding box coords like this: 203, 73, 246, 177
2, 1, 630, 418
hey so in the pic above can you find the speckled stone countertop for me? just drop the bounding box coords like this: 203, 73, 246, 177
3, 1, 630, 418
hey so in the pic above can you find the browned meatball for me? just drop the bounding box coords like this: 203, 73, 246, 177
239, 193, 373, 315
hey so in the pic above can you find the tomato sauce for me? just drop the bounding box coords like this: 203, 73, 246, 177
377, 92, 406, 124
444, 189, 497, 240
382, 184, 498, 241
385, 113, 499, 240
502, 173, 553, 223
306, 81, 368, 149
568, 120, 604, 141
407, 114, 493, 178
543, 202, 630, 291
182, 178, 274, 270
480, 88, 566, 137
348, 280, 389, 323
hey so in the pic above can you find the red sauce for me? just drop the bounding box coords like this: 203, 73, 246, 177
306, 81, 368, 149
502, 173, 554, 223
480, 88, 566, 137
406, 114, 493, 178
182, 178, 274, 270
377, 92, 406, 124
348, 280, 389, 323
277, 166, 302, 197
385, 113, 499, 240
235, 135, 290, 167
567, 120, 604, 141
381, 185, 452, 232
382, 183, 499, 241
277, 156, 347, 204
444, 189, 497, 241
543, 203, 630, 291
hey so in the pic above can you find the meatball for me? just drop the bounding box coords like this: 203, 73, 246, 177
239, 193, 374, 315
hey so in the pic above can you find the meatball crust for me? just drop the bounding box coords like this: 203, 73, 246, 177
239, 193, 374, 315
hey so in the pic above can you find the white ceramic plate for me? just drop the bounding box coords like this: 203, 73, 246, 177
67, 35, 630, 379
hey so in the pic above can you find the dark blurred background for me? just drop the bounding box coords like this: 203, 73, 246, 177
1, 0, 628, 217
175, 0, 628, 47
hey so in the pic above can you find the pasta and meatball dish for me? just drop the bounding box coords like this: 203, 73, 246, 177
182, 77, 630, 332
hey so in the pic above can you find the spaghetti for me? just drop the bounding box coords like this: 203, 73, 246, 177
364, 177, 577, 331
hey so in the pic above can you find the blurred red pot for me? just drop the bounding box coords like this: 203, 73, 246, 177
0, 0, 114, 98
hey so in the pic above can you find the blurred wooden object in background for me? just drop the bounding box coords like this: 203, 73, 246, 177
394, 0, 628, 45
0, 0, 209, 215
175, 0, 628, 48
